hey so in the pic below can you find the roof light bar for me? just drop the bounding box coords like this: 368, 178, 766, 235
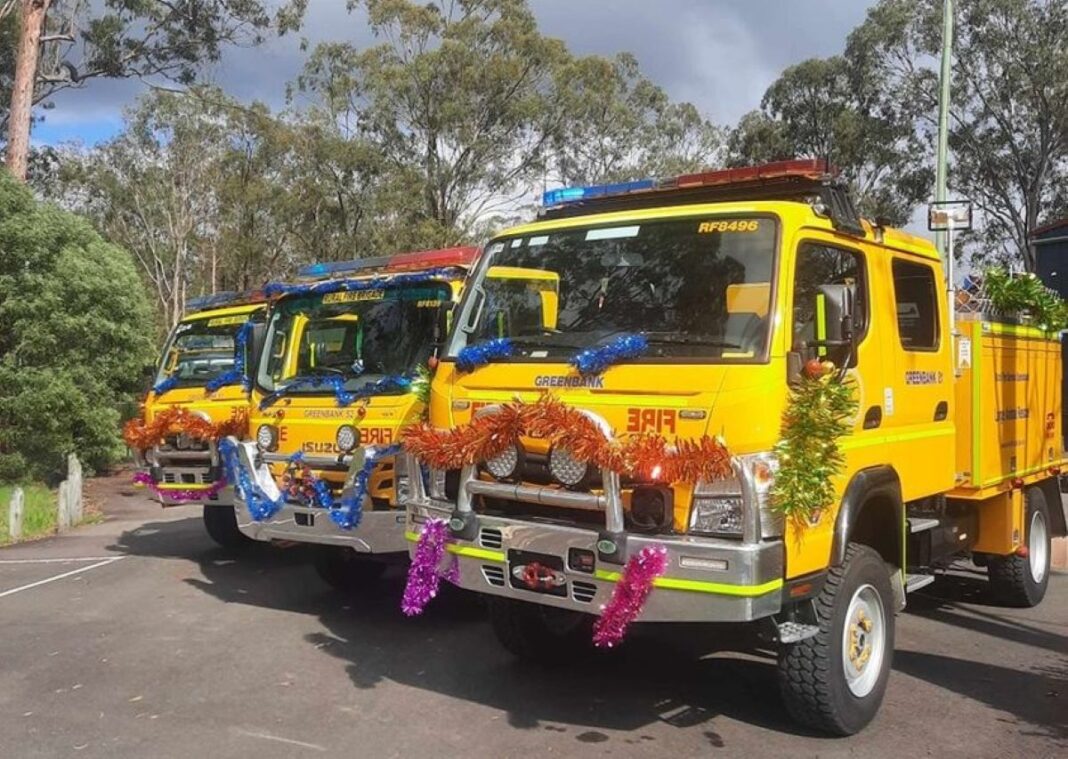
542, 179, 655, 208
541, 159, 835, 208
186, 289, 265, 313
298, 246, 480, 280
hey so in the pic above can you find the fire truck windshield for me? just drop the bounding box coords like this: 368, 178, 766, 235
449, 215, 778, 361
257, 282, 451, 394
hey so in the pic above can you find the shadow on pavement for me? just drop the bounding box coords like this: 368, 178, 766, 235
109, 516, 814, 740
894, 651, 1067, 740
906, 572, 1068, 656
110, 516, 1067, 742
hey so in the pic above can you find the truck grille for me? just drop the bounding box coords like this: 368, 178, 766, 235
572, 581, 597, 604
479, 527, 503, 549
481, 565, 506, 587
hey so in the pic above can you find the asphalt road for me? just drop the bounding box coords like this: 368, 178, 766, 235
0, 474, 1065, 759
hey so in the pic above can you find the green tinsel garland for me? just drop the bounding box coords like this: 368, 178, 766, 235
771, 365, 857, 523
982, 268, 1068, 332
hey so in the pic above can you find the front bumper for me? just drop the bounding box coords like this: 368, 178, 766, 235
406, 499, 784, 623
140, 441, 232, 508
229, 440, 408, 554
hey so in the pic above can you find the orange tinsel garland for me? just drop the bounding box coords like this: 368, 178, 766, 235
402, 395, 732, 484
122, 407, 250, 453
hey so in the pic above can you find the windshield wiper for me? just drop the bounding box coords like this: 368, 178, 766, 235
642, 332, 744, 349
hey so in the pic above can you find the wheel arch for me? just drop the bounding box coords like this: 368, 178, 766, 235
1033, 476, 1067, 538
830, 466, 905, 570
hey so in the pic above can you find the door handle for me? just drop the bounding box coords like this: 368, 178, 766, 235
863, 405, 882, 429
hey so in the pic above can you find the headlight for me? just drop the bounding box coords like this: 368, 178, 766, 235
548, 446, 589, 487
688, 491, 744, 536
336, 424, 357, 452
256, 424, 279, 452
485, 444, 521, 480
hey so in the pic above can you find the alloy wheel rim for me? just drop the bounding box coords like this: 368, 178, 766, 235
1029, 509, 1049, 584
841, 583, 886, 698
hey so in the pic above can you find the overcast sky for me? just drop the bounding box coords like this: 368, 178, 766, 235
33, 0, 876, 147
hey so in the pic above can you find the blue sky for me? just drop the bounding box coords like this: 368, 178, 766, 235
32, 0, 875, 148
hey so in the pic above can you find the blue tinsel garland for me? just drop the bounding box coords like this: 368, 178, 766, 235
220, 438, 401, 529
218, 438, 291, 522
259, 374, 413, 410
264, 268, 457, 299
570, 334, 648, 376
152, 375, 180, 396
326, 443, 403, 530
205, 320, 254, 393
455, 337, 514, 372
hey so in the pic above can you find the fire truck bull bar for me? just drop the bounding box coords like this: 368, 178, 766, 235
402, 406, 784, 624
231, 441, 409, 554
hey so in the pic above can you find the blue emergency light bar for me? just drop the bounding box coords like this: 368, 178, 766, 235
542, 179, 656, 208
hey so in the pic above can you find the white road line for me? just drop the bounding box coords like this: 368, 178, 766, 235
0, 556, 121, 565
0, 557, 124, 599
234, 729, 326, 752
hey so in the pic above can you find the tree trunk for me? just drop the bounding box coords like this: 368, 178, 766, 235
5, 0, 50, 182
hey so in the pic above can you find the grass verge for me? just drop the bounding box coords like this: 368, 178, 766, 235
0, 483, 57, 544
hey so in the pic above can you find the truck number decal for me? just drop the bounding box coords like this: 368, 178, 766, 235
626, 408, 676, 434
697, 219, 760, 233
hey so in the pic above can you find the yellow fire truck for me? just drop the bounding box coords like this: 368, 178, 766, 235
136, 292, 266, 547
401, 161, 1067, 734
225, 248, 559, 590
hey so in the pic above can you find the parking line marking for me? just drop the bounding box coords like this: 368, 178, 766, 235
0, 557, 120, 565
0, 557, 124, 599
234, 729, 326, 752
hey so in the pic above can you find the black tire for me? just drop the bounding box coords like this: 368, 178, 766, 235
988, 486, 1051, 608
778, 543, 895, 736
489, 597, 594, 665
202, 505, 252, 549
313, 547, 387, 593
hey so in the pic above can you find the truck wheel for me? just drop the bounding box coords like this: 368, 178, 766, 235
313, 547, 387, 592
778, 543, 894, 736
988, 487, 1051, 607
488, 598, 593, 665
202, 505, 251, 549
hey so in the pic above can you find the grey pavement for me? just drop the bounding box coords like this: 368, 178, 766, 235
0, 474, 1065, 758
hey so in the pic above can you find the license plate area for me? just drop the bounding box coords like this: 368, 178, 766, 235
508, 549, 567, 597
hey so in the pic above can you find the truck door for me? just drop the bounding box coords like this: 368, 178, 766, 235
790, 237, 889, 492
883, 255, 956, 498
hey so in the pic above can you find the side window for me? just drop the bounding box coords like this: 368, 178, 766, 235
791, 242, 868, 356
892, 259, 940, 350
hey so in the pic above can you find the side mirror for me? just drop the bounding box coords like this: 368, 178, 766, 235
140, 364, 157, 394
788, 284, 857, 382
818, 284, 855, 347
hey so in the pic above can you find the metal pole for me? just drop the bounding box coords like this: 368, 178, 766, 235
934, 0, 954, 258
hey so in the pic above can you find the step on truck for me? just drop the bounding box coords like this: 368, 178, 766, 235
224, 248, 559, 591
401, 160, 1068, 735
129, 292, 267, 547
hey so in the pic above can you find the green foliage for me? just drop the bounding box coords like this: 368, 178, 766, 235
771, 373, 858, 523
727, 55, 932, 227
982, 268, 1068, 332
410, 364, 431, 407
0, 482, 56, 543
0, 171, 155, 482
846, 0, 1068, 268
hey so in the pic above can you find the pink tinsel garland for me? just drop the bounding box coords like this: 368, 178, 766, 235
401, 518, 452, 616
592, 544, 668, 648
132, 471, 227, 503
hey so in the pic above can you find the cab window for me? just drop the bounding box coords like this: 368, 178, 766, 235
892, 259, 940, 350
791, 242, 867, 353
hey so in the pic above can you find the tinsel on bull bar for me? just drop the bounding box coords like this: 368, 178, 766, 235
122, 407, 250, 454
401, 394, 732, 485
